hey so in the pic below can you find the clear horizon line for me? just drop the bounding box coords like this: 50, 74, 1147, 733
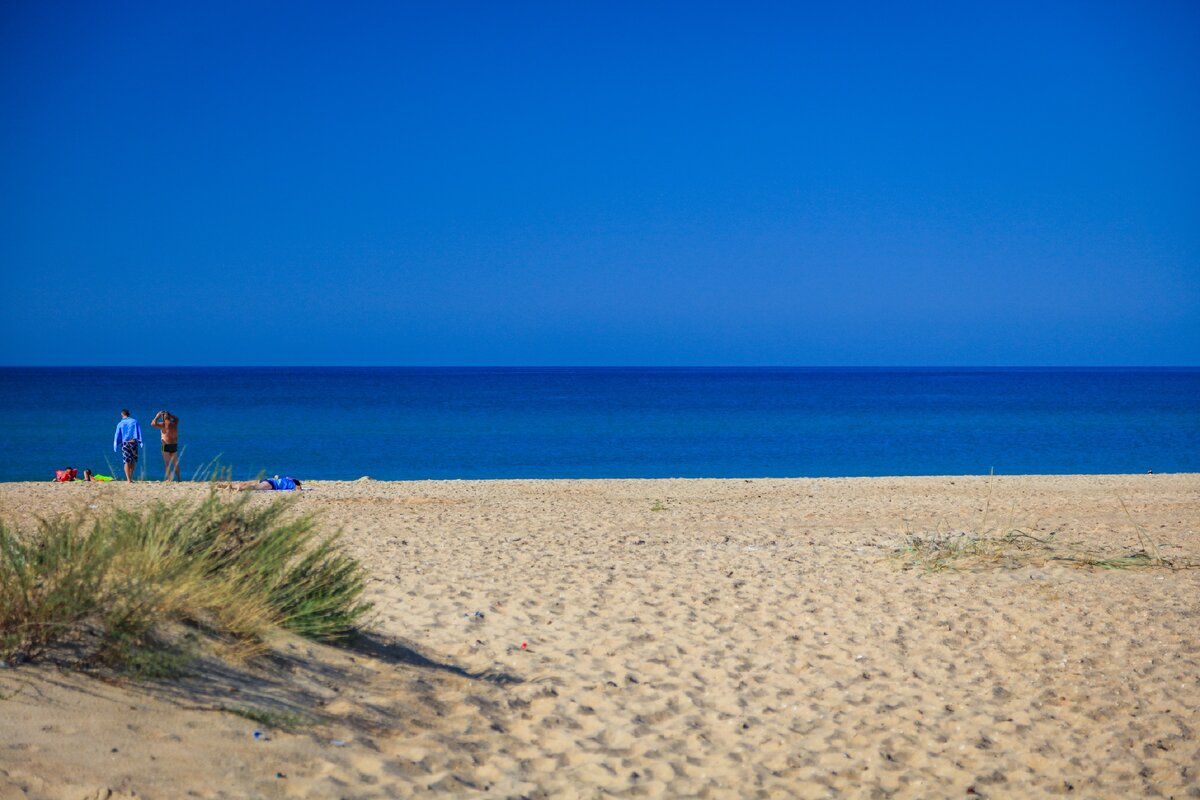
2, 364, 1198, 370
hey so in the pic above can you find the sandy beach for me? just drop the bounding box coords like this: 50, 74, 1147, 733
1, 473, 1198, 799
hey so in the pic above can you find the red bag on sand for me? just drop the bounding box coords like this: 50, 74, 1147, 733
54, 468, 77, 482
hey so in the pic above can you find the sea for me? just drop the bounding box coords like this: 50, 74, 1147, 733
0, 367, 1197, 482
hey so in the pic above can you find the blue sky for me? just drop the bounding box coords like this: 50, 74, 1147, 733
2, 1, 1197, 365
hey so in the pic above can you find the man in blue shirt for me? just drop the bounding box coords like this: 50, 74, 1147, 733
113, 409, 143, 483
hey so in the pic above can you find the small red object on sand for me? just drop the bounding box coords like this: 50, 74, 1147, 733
521, 642, 528, 649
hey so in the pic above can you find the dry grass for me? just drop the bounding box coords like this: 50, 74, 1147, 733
894, 475, 1198, 572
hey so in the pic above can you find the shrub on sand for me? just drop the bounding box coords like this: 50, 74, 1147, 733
0, 491, 372, 667
0, 515, 114, 661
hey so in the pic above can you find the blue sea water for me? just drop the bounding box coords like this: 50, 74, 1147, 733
0, 367, 1196, 482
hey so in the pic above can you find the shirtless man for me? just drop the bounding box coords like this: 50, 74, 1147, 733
151, 410, 181, 481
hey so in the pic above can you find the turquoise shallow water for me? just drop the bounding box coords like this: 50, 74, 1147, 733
0, 367, 1197, 482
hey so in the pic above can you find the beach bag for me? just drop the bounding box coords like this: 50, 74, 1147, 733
54, 468, 78, 482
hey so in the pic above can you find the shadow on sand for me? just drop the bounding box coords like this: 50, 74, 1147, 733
87, 630, 526, 737
349, 631, 524, 686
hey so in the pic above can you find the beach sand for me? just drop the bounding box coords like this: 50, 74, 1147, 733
1, 474, 1198, 799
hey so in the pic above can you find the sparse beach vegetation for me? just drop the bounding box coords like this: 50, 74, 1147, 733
0, 475, 1197, 797
894, 489, 1199, 572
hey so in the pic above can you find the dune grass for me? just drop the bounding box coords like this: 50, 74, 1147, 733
0, 490, 372, 669
894, 488, 1199, 572
894, 528, 1045, 572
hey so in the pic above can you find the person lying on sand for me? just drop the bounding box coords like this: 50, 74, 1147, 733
227, 475, 303, 491
53, 468, 114, 482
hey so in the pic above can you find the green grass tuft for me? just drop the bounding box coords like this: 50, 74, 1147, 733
0, 514, 113, 660
0, 490, 373, 666
224, 705, 315, 731
107, 636, 196, 679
